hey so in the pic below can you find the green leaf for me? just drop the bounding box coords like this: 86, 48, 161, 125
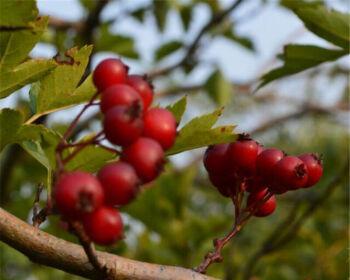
223, 29, 255, 51
0, 17, 48, 70
28, 46, 95, 123
282, 0, 350, 49
167, 108, 237, 155
0, 59, 56, 98
153, 0, 169, 32
79, 0, 97, 11
0, 108, 60, 192
95, 24, 138, 59
0, 0, 38, 27
258, 44, 347, 89
205, 70, 233, 106
65, 145, 116, 173
179, 5, 192, 31
166, 96, 187, 124
155, 40, 183, 61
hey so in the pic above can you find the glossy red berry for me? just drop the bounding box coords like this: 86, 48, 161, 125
203, 144, 229, 174
257, 144, 265, 155
93, 58, 128, 92
100, 84, 142, 114
143, 108, 177, 150
256, 148, 284, 181
127, 75, 154, 111
54, 171, 104, 219
245, 178, 267, 193
298, 153, 323, 187
98, 162, 140, 206
103, 105, 143, 147
227, 135, 259, 176
208, 173, 237, 197
83, 207, 123, 245
274, 156, 308, 190
122, 137, 164, 183
247, 189, 276, 217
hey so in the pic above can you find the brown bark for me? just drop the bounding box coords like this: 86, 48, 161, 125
0, 208, 217, 280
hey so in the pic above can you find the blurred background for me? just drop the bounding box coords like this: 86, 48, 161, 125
0, 0, 349, 279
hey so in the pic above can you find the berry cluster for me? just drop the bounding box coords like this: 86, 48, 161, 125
54, 58, 177, 245
204, 134, 323, 217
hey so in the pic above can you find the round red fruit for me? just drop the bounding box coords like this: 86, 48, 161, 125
245, 178, 267, 193
100, 84, 142, 114
104, 105, 143, 147
143, 108, 176, 150
54, 171, 104, 219
93, 58, 128, 92
247, 189, 276, 217
122, 137, 164, 183
298, 153, 323, 187
83, 207, 123, 245
256, 148, 284, 181
203, 144, 229, 175
208, 173, 235, 197
274, 156, 308, 190
127, 75, 153, 111
98, 162, 140, 206
227, 135, 259, 176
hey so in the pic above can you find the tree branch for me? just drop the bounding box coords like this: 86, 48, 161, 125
148, 0, 246, 78
0, 207, 218, 280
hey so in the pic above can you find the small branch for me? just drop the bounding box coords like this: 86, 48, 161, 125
48, 16, 83, 31
148, 0, 246, 78
69, 221, 109, 278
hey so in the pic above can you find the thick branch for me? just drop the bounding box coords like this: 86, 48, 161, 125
0, 208, 217, 280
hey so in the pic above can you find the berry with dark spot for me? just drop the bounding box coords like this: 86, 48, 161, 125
127, 75, 154, 111
298, 153, 323, 187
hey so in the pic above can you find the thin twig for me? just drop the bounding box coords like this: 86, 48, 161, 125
148, 0, 246, 78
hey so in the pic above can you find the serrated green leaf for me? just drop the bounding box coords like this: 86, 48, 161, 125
205, 70, 233, 106
167, 109, 237, 155
257, 44, 347, 90
155, 40, 183, 61
27, 46, 95, 123
282, 0, 350, 50
153, 0, 169, 32
65, 145, 116, 173
0, 59, 56, 98
0, 17, 48, 70
0, 107, 60, 176
0, 0, 38, 27
166, 96, 187, 124
95, 24, 138, 59
223, 29, 255, 51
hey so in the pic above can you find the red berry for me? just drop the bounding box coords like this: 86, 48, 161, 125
245, 178, 267, 193
208, 173, 237, 197
247, 189, 276, 217
257, 144, 265, 155
227, 135, 259, 176
127, 75, 154, 111
100, 84, 142, 114
83, 206, 123, 245
274, 156, 308, 190
103, 105, 143, 147
298, 153, 323, 187
54, 171, 104, 219
203, 144, 229, 174
143, 108, 177, 150
98, 162, 139, 206
122, 137, 164, 183
256, 148, 284, 181
93, 58, 128, 91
